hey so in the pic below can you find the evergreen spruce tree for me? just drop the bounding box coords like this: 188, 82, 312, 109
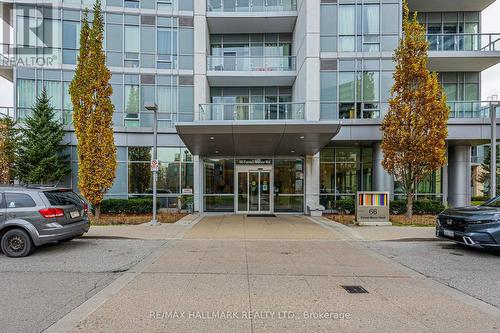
15, 88, 69, 184
70, 0, 116, 219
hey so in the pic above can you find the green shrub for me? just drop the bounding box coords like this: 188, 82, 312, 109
101, 198, 155, 214
332, 199, 355, 213
390, 200, 445, 215
471, 196, 489, 202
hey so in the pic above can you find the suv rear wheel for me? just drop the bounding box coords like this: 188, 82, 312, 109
1, 229, 35, 258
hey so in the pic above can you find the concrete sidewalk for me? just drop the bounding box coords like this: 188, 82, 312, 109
48, 215, 500, 333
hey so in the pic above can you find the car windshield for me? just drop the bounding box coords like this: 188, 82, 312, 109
481, 197, 500, 207
44, 190, 82, 207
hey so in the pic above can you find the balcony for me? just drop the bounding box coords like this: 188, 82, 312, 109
206, 0, 297, 34
206, 56, 296, 86
176, 101, 340, 156
324, 101, 500, 146
0, 106, 14, 118
408, 0, 495, 12
426, 33, 500, 71
198, 102, 305, 121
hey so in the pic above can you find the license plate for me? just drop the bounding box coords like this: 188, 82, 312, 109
70, 211, 80, 218
444, 229, 454, 238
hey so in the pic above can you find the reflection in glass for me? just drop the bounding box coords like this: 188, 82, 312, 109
260, 172, 271, 211
238, 172, 248, 211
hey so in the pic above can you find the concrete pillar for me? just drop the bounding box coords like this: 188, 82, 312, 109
193, 0, 208, 120
305, 153, 320, 211
442, 148, 449, 206
448, 145, 471, 207
372, 143, 393, 199
193, 155, 202, 212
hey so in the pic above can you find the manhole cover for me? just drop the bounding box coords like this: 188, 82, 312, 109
341, 285, 369, 294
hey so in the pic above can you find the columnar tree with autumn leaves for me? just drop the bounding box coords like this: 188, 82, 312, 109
70, 0, 116, 219
0, 116, 18, 184
381, 0, 449, 218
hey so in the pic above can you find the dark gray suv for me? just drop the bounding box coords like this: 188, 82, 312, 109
0, 187, 90, 257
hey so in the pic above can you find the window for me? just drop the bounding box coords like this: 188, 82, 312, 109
5, 193, 36, 208
0, 193, 5, 209
44, 191, 82, 206
17, 79, 36, 109
125, 85, 140, 113
339, 5, 356, 52
363, 5, 379, 34
158, 28, 177, 63
158, 0, 174, 10
125, 0, 139, 8
339, 72, 356, 102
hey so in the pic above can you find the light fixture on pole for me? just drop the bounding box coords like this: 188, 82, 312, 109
145, 103, 159, 226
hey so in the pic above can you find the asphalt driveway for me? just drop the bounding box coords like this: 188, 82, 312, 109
0, 237, 166, 333
365, 238, 500, 308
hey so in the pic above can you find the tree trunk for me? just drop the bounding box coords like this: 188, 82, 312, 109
94, 204, 101, 220
405, 194, 413, 219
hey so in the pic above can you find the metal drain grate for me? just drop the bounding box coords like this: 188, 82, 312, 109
247, 214, 276, 217
341, 285, 369, 294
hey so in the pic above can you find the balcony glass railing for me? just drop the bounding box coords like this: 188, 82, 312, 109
447, 101, 500, 119
0, 107, 14, 119
207, 56, 296, 71
207, 0, 297, 12
426, 33, 500, 52
199, 102, 305, 121
319, 101, 500, 120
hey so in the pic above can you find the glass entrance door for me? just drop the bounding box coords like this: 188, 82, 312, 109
236, 169, 272, 213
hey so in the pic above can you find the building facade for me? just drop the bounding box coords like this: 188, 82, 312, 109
1, 0, 500, 213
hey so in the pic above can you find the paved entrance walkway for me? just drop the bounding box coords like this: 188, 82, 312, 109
48, 215, 500, 333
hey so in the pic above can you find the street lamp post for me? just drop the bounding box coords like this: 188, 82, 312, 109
145, 103, 159, 226
489, 95, 499, 199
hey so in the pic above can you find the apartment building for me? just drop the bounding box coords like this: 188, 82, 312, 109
1, 0, 499, 213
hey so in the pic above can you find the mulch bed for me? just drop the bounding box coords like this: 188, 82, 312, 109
324, 214, 437, 227
90, 212, 188, 225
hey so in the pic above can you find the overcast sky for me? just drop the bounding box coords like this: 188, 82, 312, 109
1, 2, 500, 106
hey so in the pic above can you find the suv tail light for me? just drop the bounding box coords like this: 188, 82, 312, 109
39, 208, 65, 218
83, 203, 88, 214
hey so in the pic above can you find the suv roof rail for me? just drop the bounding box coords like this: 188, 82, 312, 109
25, 184, 60, 190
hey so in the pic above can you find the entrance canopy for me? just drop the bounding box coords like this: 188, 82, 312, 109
175, 121, 341, 156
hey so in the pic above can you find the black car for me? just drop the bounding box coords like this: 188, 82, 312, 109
436, 197, 500, 250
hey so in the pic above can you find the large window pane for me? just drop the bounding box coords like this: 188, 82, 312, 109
339, 72, 355, 101
320, 5, 337, 35
158, 86, 177, 113
363, 71, 379, 102
17, 79, 36, 108
336, 163, 359, 194
63, 21, 79, 49
320, 72, 337, 102
128, 163, 152, 194
125, 26, 140, 53
157, 162, 180, 194
274, 159, 304, 194
106, 24, 123, 51
339, 6, 355, 35
125, 85, 140, 113
363, 5, 379, 34
204, 159, 234, 194
381, 4, 399, 34
44, 81, 62, 110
